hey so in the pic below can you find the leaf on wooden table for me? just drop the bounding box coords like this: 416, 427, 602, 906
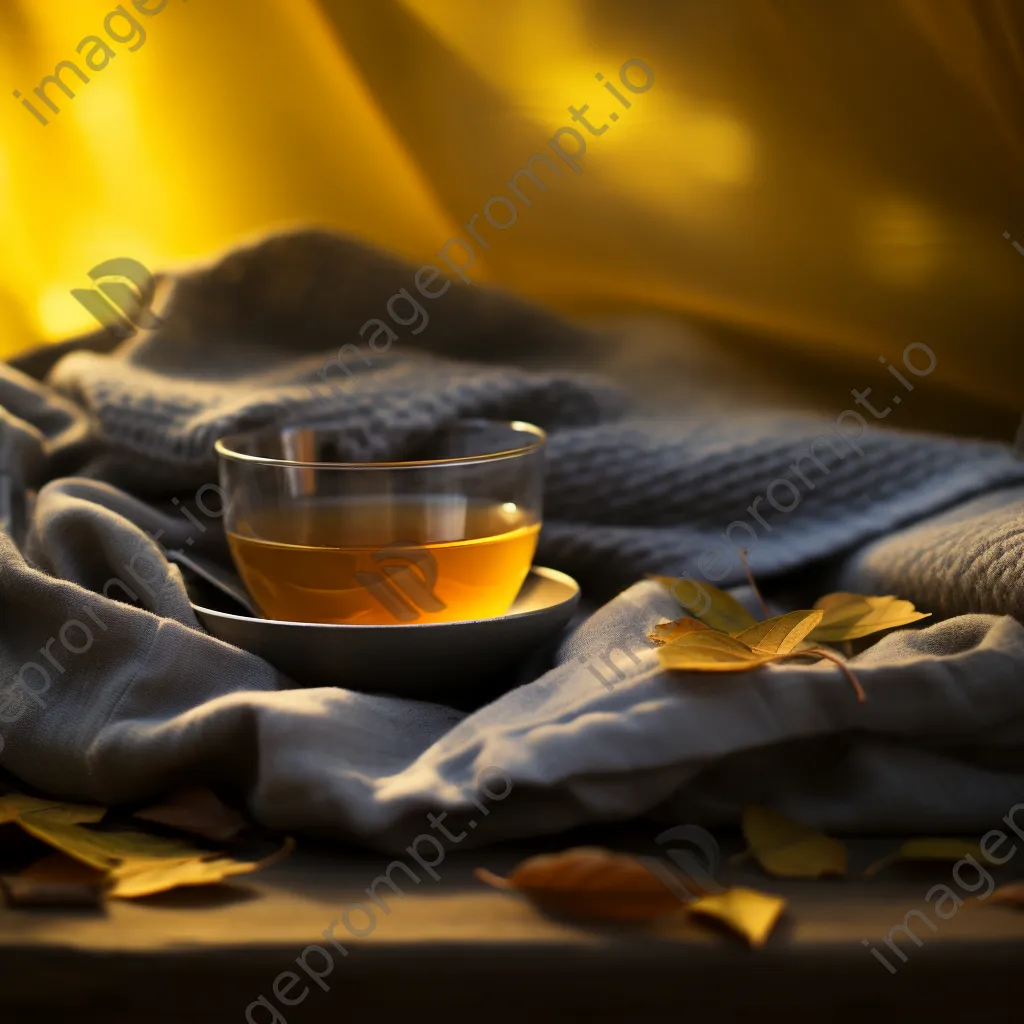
808, 593, 930, 643
475, 846, 684, 922
16, 817, 201, 872
647, 618, 711, 646
0, 790, 292, 899
648, 577, 759, 633
108, 838, 294, 899
688, 886, 786, 947
742, 806, 846, 879
20, 852, 108, 885
864, 839, 991, 877
0, 793, 106, 826
988, 883, 1024, 909
134, 787, 248, 842
2, 852, 108, 908
733, 610, 825, 655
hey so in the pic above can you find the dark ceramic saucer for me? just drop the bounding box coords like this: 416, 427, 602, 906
187, 565, 579, 709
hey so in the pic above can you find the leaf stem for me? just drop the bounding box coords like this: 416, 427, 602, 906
791, 648, 867, 703
738, 548, 770, 618
474, 867, 513, 890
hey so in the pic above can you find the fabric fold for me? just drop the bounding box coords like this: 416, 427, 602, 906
1, 228, 1022, 850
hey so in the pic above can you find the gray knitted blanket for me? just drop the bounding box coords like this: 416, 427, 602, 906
2, 229, 1023, 850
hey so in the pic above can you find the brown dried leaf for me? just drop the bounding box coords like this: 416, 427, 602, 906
988, 882, 1024, 908
688, 886, 786, 947
742, 806, 846, 879
475, 846, 683, 922
2, 853, 108, 908
647, 618, 711, 646
134, 787, 247, 842
19, 852, 107, 885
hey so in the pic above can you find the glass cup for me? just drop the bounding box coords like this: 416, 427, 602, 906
215, 420, 545, 625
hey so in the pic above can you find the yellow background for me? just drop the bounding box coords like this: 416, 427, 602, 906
1, 1, 1022, 420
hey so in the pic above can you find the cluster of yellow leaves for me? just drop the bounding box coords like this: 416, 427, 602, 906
739, 807, 1023, 912
0, 789, 291, 904
476, 847, 785, 947
647, 577, 931, 703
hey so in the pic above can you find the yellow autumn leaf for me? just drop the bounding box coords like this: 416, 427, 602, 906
742, 806, 846, 879
864, 839, 992, 877
688, 886, 786, 947
657, 630, 777, 672
17, 817, 202, 871
733, 610, 825, 655
808, 593, 931, 643
649, 577, 759, 633
654, 606, 866, 701
0, 793, 106, 826
108, 839, 294, 899
647, 618, 711, 646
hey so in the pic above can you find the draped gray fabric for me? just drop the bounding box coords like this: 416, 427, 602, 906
1, 230, 1022, 851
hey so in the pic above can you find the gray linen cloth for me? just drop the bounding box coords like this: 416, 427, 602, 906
2, 230, 1023, 852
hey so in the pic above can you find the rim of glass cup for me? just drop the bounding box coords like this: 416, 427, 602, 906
214, 419, 546, 470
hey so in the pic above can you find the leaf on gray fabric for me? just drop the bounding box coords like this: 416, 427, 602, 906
733, 610, 824, 655
653, 613, 866, 702
648, 576, 759, 633
808, 593, 930, 642
646, 617, 711, 645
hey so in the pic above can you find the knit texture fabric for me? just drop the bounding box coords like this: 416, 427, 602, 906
0, 228, 1022, 850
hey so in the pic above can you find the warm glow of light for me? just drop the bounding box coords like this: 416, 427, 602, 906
402, 0, 591, 117
681, 113, 754, 184
37, 285, 98, 339
864, 200, 940, 284
1, 0, 459, 356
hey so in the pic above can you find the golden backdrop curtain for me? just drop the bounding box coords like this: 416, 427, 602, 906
1, 0, 1022, 416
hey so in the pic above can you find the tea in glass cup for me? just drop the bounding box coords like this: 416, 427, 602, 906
215, 421, 545, 625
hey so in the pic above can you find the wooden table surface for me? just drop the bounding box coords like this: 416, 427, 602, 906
1, 826, 1022, 1023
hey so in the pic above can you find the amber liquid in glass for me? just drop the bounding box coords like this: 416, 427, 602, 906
227, 498, 539, 625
